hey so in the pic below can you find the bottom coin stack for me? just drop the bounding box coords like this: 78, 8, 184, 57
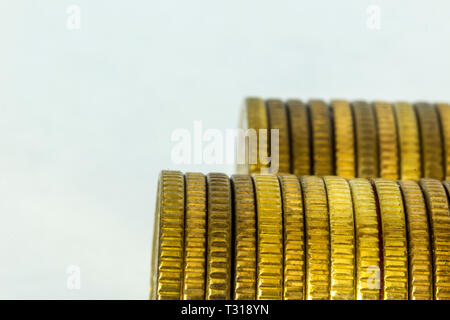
150, 170, 450, 300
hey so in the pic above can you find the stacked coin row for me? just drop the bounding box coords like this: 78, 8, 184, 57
150, 170, 450, 300
238, 98, 450, 180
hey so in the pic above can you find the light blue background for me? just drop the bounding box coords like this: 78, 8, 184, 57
1, 1, 449, 299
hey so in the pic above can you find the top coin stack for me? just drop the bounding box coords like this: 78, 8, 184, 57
238, 98, 450, 179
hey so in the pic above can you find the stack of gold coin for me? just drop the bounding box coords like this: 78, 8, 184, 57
150, 170, 450, 300
239, 98, 450, 179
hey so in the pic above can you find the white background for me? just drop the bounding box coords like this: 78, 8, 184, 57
0, 0, 449, 299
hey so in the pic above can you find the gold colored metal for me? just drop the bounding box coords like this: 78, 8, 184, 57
397, 180, 433, 300
348, 178, 381, 300
300, 175, 330, 300
331, 100, 355, 178
420, 179, 450, 300
206, 173, 232, 300
374, 101, 398, 179
252, 174, 283, 300
286, 100, 311, 176
238, 97, 269, 174
323, 176, 355, 300
150, 170, 185, 300
278, 174, 305, 300
182, 173, 207, 300
231, 174, 257, 300
372, 178, 408, 300
394, 102, 421, 180
352, 101, 378, 178
437, 103, 450, 179
309, 100, 333, 176
267, 99, 291, 174
415, 103, 444, 180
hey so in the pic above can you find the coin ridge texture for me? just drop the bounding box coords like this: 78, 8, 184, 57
352, 101, 378, 178
309, 100, 333, 175
267, 99, 291, 174
182, 172, 207, 300
252, 174, 284, 300
323, 176, 356, 299
278, 174, 306, 300
301, 175, 331, 300
437, 103, 450, 179
286, 99, 311, 176
206, 173, 232, 300
397, 180, 433, 300
415, 103, 444, 180
331, 100, 355, 178
394, 102, 421, 180
239, 97, 269, 174
420, 179, 450, 300
372, 178, 408, 300
348, 178, 381, 300
151, 170, 185, 300
374, 101, 399, 179
231, 174, 257, 300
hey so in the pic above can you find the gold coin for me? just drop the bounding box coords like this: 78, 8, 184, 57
309, 100, 333, 175
348, 178, 381, 300
352, 101, 378, 178
420, 179, 450, 300
150, 170, 185, 300
415, 103, 444, 180
372, 178, 408, 300
231, 174, 257, 300
373, 101, 399, 179
323, 176, 355, 299
394, 102, 421, 180
182, 172, 207, 300
300, 175, 330, 300
267, 99, 290, 174
286, 99, 311, 176
331, 100, 355, 178
252, 173, 283, 300
397, 180, 433, 300
437, 103, 450, 179
206, 173, 232, 300
238, 97, 269, 174
278, 174, 305, 300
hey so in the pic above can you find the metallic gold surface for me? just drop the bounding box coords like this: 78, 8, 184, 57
150, 170, 185, 300
374, 101, 398, 179
252, 174, 283, 300
415, 103, 444, 180
372, 178, 408, 300
286, 100, 311, 176
348, 178, 381, 300
300, 175, 330, 300
182, 173, 207, 300
238, 97, 269, 174
278, 174, 305, 300
397, 180, 433, 300
394, 102, 421, 180
323, 176, 355, 300
309, 100, 333, 176
437, 103, 450, 179
420, 179, 450, 300
206, 173, 232, 300
331, 100, 355, 178
352, 101, 378, 178
267, 99, 290, 174
231, 174, 257, 300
